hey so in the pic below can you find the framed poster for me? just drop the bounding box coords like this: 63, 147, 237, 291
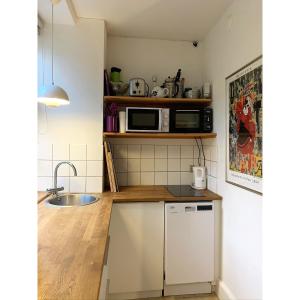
226, 56, 262, 194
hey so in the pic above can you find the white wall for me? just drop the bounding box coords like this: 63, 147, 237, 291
107, 36, 203, 90
37, 19, 106, 192
202, 0, 262, 299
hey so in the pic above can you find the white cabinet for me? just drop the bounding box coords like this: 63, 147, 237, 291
108, 202, 164, 298
99, 236, 110, 300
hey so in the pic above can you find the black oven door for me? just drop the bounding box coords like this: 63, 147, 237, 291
170, 110, 201, 133
127, 108, 160, 132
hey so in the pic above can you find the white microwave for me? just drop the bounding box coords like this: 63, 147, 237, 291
126, 107, 170, 132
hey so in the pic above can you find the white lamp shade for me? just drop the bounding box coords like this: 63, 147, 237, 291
38, 85, 69, 107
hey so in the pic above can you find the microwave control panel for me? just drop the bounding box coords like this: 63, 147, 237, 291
161, 109, 170, 132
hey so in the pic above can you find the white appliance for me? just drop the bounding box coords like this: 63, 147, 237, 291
129, 78, 147, 96
192, 166, 207, 190
126, 107, 169, 132
165, 202, 214, 294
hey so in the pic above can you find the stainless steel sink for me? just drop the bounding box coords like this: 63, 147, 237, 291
46, 194, 99, 207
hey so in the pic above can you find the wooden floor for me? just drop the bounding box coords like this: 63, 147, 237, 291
138, 294, 219, 300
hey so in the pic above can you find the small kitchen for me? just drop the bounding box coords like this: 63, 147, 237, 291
37, 1, 262, 300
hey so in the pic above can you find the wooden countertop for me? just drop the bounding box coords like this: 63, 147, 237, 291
38, 186, 222, 300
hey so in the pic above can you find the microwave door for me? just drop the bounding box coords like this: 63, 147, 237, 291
170, 110, 201, 133
126, 108, 161, 132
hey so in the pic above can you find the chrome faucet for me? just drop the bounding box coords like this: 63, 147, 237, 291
47, 161, 78, 195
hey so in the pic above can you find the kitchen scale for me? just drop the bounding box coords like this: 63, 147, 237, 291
166, 185, 205, 197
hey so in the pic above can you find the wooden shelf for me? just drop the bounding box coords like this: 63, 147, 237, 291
103, 132, 216, 139
104, 96, 211, 107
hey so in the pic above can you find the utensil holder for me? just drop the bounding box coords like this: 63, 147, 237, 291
106, 115, 117, 132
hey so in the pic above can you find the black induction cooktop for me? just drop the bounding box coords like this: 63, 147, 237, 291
166, 185, 205, 197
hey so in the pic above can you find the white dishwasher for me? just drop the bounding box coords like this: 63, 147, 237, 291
165, 202, 214, 293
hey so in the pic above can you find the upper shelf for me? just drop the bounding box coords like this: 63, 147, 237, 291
104, 96, 211, 107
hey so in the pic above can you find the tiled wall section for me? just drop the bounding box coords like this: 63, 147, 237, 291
110, 138, 218, 192
38, 144, 103, 193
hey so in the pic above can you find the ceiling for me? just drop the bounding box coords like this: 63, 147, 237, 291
38, 0, 233, 41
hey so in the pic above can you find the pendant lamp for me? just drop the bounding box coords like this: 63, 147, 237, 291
38, 0, 69, 107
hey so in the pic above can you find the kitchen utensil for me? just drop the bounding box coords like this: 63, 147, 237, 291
110, 82, 129, 96
164, 76, 179, 98
151, 86, 169, 97
192, 166, 207, 190
176, 78, 185, 98
203, 82, 211, 98
119, 111, 126, 133
110, 67, 121, 82
192, 87, 200, 98
106, 115, 117, 132
184, 88, 193, 98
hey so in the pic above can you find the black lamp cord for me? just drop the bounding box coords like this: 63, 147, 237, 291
195, 138, 206, 167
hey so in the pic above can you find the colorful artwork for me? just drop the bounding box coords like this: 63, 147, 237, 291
226, 56, 262, 194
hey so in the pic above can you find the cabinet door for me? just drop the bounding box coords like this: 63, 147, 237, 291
108, 202, 164, 294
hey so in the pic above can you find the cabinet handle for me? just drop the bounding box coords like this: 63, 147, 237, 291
104, 235, 110, 266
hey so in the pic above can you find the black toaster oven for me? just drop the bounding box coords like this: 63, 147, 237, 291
169, 108, 213, 133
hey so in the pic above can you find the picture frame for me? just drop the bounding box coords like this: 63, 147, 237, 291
225, 56, 263, 194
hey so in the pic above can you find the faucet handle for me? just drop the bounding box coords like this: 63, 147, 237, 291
47, 187, 64, 193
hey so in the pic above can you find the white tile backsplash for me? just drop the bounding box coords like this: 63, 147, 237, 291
168, 172, 180, 185
155, 172, 167, 185
155, 145, 167, 158
180, 158, 194, 172
128, 172, 140, 185
204, 146, 211, 161
38, 176, 52, 191
52, 161, 70, 176
114, 159, 127, 173
57, 177, 70, 192
141, 172, 154, 185
180, 172, 193, 185
141, 145, 154, 158
53, 144, 69, 160
207, 175, 217, 192
128, 159, 141, 172
113, 145, 127, 159
38, 143, 103, 193
107, 140, 218, 191
168, 158, 180, 171
86, 177, 103, 193
117, 172, 128, 186
141, 159, 154, 172
210, 146, 218, 162
155, 159, 168, 172
168, 145, 180, 158
180, 145, 193, 158
38, 160, 52, 176
87, 144, 103, 160
210, 161, 217, 177
38, 144, 52, 160
127, 145, 141, 158
70, 161, 86, 177
87, 161, 103, 177
70, 144, 87, 160
39, 139, 217, 193
70, 177, 86, 193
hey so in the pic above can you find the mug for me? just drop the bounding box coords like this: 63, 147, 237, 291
151, 86, 169, 98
